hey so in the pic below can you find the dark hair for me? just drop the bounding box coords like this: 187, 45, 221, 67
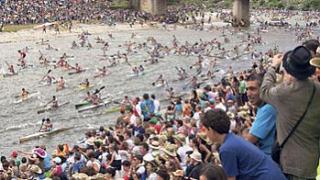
143, 93, 149, 100
105, 167, 116, 177
303, 39, 319, 54
151, 94, 156, 99
246, 73, 263, 86
201, 109, 230, 134
156, 169, 170, 180
122, 160, 131, 167
200, 163, 228, 180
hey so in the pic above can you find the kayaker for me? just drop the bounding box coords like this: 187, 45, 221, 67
153, 74, 165, 86
56, 57, 66, 67
139, 65, 144, 73
84, 92, 92, 102
41, 118, 53, 132
8, 65, 15, 74
74, 63, 82, 73
21, 88, 29, 99
91, 89, 102, 105
56, 77, 65, 91
94, 66, 108, 78
80, 79, 90, 88
46, 96, 58, 108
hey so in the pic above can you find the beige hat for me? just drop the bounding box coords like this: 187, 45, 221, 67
190, 151, 202, 162
162, 144, 177, 157
173, 170, 184, 177
173, 133, 186, 144
149, 140, 160, 150
72, 173, 89, 180
29, 164, 42, 174
310, 57, 320, 68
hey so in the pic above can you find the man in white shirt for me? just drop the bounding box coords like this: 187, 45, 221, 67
151, 94, 160, 114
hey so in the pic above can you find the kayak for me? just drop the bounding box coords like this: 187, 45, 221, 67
77, 99, 112, 113
68, 68, 88, 75
37, 101, 70, 114
75, 96, 109, 109
19, 127, 73, 143
79, 84, 94, 91
14, 91, 40, 104
127, 72, 145, 78
3, 73, 18, 77
105, 106, 121, 114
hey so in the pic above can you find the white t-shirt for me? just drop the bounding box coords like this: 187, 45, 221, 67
177, 145, 193, 168
153, 99, 160, 113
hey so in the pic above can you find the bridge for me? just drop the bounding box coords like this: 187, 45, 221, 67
129, 0, 250, 27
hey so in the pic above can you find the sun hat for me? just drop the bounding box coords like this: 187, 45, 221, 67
310, 57, 320, 68
227, 112, 235, 119
72, 173, 89, 180
190, 151, 202, 162
282, 46, 315, 80
161, 144, 177, 157
29, 164, 42, 174
33, 148, 47, 158
149, 140, 160, 150
173, 170, 184, 177
173, 133, 186, 144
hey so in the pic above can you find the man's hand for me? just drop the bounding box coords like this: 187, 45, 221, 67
271, 54, 283, 68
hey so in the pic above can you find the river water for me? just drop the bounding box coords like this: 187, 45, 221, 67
0, 21, 318, 155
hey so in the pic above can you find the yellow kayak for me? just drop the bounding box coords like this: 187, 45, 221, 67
79, 84, 94, 90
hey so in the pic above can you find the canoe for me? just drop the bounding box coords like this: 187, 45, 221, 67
19, 127, 73, 143
77, 99, 112, 113
37, 101, 70, 114
14, 91, 40, 104
68, 69, 88, 75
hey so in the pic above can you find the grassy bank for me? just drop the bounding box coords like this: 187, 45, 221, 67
1, 24, 36, 32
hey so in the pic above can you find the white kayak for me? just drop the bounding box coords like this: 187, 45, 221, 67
14, 91, 40, 104
68, 68, 88, 75
37, 101, 70, 114
19, 127, 73, 143
77, 99, 112, 113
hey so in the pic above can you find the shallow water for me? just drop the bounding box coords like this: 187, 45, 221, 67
0, 22, 318, 155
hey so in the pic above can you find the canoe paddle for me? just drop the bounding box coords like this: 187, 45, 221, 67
93, 86, 105, 94
39, 119, 45, 132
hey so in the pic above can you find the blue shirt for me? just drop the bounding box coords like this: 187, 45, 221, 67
219, 133, 286, 180
249, 103, 276, 155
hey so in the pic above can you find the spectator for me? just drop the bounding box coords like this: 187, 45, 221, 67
201, 109, 286, 179
245, 73, 276, 155
260, 46, 320, 179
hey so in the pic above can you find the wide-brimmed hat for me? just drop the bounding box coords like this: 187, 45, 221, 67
72, 173, 89, 180
173, 134, 186, 144
161, 144, 177, 157
149, 140, 160, 150
227, 111, 235, 119
173, 170, 184, 177
310, 57, 320, 68
29, 164, 42, 174
190, 151, 202, 162
282, 46, 315, 80
33, 148, 47, 158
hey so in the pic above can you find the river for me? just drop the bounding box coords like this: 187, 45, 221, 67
0, 19, 318, 155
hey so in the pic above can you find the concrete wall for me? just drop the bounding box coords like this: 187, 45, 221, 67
232, 0, 250, 27
140, 0, 167, 15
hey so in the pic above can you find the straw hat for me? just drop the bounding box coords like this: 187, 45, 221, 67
29, 164, 42, 174
161, 144, 177, 157
72, 173, 89, 180
310, 57, 320, 68
173, 133, 186, 144
190, 151, 202, 162
149, 140, 160, 150
173, 170, 184, 177
227, 111, 235, 119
